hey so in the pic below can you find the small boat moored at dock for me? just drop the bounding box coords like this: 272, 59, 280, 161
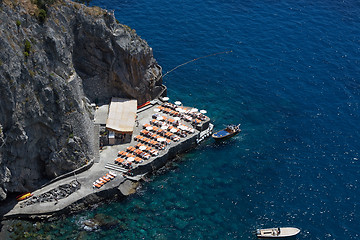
212, 124, 241, 140
256, 227, 300, 238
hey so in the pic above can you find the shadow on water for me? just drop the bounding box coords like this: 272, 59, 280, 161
0, 192, 22, 218
212, 136, 241, 149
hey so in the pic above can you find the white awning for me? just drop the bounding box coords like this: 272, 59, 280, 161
106, 98, 137, 133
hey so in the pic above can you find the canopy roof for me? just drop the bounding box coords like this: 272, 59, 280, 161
106, 98, 137, 133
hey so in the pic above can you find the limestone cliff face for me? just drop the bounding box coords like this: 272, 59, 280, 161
0, 0, 163, 200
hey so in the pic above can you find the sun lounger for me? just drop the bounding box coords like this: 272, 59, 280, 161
141, 130, 149, 135
150, 149, 159, 156
126, 153, 135, 159
106, 173, 115, 179
118, 151, 126, 156
134, 135, 142, 141
134, 157, 143, 163
115, 157, 125, 164
96, 180, 105, 185
99, 178, 107, 184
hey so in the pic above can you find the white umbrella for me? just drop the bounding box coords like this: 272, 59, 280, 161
178, 125, 186, 130
175, 101, 182, 106
162, 97, 169, 101
157, 137, 166, 142
157, 116, 164, 121
170, 128, 178, 133
190, 108, 198, 113
174, 117, 181, 121
154, 108, 160, 112
200, 110, 207, 114
179, 109, 186, 113
127, 157, 135, 162
161, 125, 168, 130
146, 126, 153, 131
139, 146, 147, 151
175, 107, 182, 112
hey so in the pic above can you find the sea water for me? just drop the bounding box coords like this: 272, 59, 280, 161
8, 0, 360, 239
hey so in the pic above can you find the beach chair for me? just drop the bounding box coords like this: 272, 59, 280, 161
115, 157, 125, 164
150, 149, 159, 156
106, 173, 114, 180
134, 157, 143, 163
118, 151, 126, 157
96, 179, 105, 185
98, 178, 107, 184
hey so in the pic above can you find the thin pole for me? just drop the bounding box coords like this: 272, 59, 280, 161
163, 50, 233, 78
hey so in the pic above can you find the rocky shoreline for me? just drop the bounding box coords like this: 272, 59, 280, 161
0, 1, 213, 236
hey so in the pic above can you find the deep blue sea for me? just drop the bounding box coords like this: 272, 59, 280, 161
10, 0, 360, 239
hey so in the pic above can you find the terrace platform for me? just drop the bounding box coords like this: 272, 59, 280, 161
3, 99, 212, 219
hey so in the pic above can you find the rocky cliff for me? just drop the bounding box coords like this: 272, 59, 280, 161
0, 0, 163, 201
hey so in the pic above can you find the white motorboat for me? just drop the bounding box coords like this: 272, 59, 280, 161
256, 227, 300, 238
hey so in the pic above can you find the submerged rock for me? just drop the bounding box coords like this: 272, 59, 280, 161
0, 0, 163, 201
174, 217, 189, 230
76, 231, 89, 240
92, 213, 119, 230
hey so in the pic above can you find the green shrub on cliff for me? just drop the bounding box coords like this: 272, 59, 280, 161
24, 39, 31, 57
32, 0, 56, 23
38, 9, 47, 22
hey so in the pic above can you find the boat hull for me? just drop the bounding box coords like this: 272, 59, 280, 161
212, 129, 241, 140
256, 227, 300, 238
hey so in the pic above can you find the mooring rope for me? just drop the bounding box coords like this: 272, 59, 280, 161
163, 50, 233, 78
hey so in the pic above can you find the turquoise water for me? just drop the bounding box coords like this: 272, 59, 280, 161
9, 0, 360, 239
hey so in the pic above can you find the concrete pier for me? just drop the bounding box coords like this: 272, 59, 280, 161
3, 99, 212, 219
